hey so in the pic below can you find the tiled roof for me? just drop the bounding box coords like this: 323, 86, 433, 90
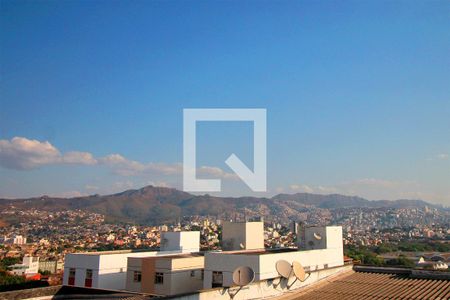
286, 271, 450, 300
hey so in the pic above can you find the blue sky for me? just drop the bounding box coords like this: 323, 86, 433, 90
1, 1, 449, 204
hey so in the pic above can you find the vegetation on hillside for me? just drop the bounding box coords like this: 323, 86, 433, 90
344, 240, 448, 268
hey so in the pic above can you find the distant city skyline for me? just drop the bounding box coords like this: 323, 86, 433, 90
1, 1, 449, 205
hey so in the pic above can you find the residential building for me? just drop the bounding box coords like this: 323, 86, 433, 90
13, 235, 27, 245
63, 231, 200, 290
9, 255, 39, 276
204, 225, 343, 289
126, 253, 204, 295
39, 260, 57, 274
160, 231, 200, 253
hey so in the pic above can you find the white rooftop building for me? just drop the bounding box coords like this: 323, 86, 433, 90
10, 255, 39, 276
63, 231, 200, 290
63, 222, 347, 299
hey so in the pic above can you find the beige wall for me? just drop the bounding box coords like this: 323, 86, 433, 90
245, 222, 264, 250
141, 257, 156, 294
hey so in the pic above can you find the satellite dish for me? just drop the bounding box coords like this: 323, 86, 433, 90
232, 266, 255, 286
275, 260, 292, 278
292, 261, 306, 281
313, 232, 322, 240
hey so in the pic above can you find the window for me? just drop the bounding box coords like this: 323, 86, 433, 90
201, 270, 204, 280
133, 271, 142, 282
155, 272, 164, 284
212, 271, 223, 288
68, 268, 76, 286
85, 269, 93, 288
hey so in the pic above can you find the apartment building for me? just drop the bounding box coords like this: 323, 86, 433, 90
9, 255, 39, 276
126, 253, 204, 295
63, 231, 200, 290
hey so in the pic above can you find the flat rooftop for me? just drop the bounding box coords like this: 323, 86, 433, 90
70, 248, 158, 256
141, 252, 204, 260
212, 247, 300, 255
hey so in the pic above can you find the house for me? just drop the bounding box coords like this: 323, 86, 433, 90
417, 257, 448, 270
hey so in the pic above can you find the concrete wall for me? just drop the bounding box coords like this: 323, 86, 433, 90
174, 264, 352, 300
222, 222, 264, 251
125, 257, 142, 292
203, 248, 343, 289
63, 254, 100, 288
161, 231, 200, 253
63, 250, 161, 289
167, 257, 204, 296
153, 257, 204, 296
303, 226, 342, 251
204, 253, 260, 289
205, 226, 344, 289
64, 249, 192, 290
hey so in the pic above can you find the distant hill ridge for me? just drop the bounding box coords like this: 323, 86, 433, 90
0, 185, 441, 225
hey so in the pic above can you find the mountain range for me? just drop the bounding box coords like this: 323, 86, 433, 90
0, 185, 441, 225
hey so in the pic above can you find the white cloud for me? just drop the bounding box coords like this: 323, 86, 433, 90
289, 184, 314, 193
427, 153, 449, 161
98, 154, 146, 176
85, 184, 99, 191
112, 180, 135, 190
0, 137, 61, 169
0, 137, 97, 169
147, 181, 171, 188
97, 154, 237, 180
62, 151, 97, 165
49, 190, 86, 198
197, 166, 239, 180
437, 153, 448, 160
0, 136, 237, 181
286, 178, 424, 200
